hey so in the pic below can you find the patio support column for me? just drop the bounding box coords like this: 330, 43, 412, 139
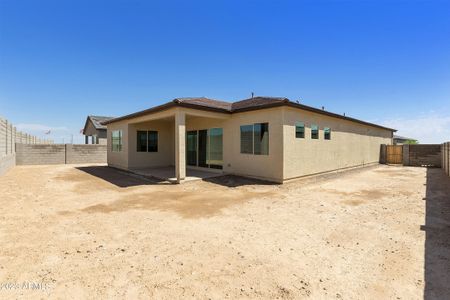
175, 110, 186, 183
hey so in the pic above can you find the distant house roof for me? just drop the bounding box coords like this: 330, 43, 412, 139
394, 135, 416, 141
103, 97, 396, 132
83, 115, 115, 134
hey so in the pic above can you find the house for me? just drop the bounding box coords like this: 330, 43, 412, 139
393, 135, 417, 145
82, 115, 114, 145
102, 97, 396, 183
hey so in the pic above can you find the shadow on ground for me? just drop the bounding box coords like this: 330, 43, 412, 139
77, 166, 277, 188
202, 175, 277, 187
76, 166, 168, 187
424, 168, 450, 299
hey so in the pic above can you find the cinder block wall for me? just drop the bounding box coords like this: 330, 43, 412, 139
15, 144, 107, 165
443, 142, 450, 177
66, 145, 107, 164
16, 144, 66, 165
0, 117, 54, 175
408, 144, 442, 167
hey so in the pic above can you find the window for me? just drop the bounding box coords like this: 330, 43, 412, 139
254, 123, 269, 155
324, 127, 331, 140
240, 125, 253, 154
137, 131, 147, 152
148, 131, 158, 152
295, 122, 305, 138
137, 130, 158, 152
240, 123, 269, 155
111, 130, 122, 152
311, 125, 319, 139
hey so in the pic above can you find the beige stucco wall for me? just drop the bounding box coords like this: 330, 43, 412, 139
226, 108, 284, 182
185, 107, 284, 182
106, 121, 129, 170
106, 105, 393, 183
128, 120, 174, 169
282, 107, 393, 180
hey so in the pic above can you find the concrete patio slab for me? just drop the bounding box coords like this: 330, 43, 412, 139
129, 166, 223, 183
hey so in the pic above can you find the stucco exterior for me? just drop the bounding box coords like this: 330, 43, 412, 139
106, 104, 393, 183
281, 107, 392, 180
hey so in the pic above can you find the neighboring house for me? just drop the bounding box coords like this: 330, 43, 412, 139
82, 115, 114, 145
103, 96, 396, 183
393, 135, 418, 145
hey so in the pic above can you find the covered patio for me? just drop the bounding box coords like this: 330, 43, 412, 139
120, 105, 229, 183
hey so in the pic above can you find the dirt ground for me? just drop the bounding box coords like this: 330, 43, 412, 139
0, 164, 449, 299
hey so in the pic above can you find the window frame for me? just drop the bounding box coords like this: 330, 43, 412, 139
240, 122, 269, 155
240, 124, 254, 154
324, 127, 331, 140
136, 131, 148, 152
136, 130, 158, 153
295, 121, 305, 139
111, 130, 123, 152
311, 124, 319, 139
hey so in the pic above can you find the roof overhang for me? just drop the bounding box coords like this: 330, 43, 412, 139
102, 98, 396, 132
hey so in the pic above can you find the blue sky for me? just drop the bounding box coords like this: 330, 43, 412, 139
0, 0, 449, 143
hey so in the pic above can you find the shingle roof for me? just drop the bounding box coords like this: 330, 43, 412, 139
394, 135, 415, 140
231, 97, 289, 111
102, 97, 396, 132
89, 116, 115, 130
83, 115, 115, 134
174, 97, 232, 111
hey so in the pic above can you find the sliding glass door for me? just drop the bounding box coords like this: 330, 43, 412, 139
186, 128, 223, 169
208, 128, 223, 169
198, 130, 208, 168
187, 131, 198, 166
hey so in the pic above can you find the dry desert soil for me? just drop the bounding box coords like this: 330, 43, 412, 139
0, 164, 449, 299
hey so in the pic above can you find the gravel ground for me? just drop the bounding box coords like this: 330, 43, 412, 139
0, 164, 449, 299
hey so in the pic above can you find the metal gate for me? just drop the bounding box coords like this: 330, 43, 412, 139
386, 145, 403, 164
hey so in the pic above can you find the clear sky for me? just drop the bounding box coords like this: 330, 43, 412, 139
0, 0, 449, 143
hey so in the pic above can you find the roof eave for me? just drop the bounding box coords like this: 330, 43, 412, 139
102, 98, 396, 133
284, 102, 397, 132
102, 100, 231, 125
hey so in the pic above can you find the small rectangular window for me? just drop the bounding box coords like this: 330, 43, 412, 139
311, 125, 319, 139
324, 127, 331, 140
240, 125, 253, 154
148, 131, 158, 152
111, 130, 122, 152
295, 122, 305, 138
137, 131, 147, 152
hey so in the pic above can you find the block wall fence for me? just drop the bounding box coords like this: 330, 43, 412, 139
15, 144, 106, 165
443, 142, 450, 177
0, 117, 53, 175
